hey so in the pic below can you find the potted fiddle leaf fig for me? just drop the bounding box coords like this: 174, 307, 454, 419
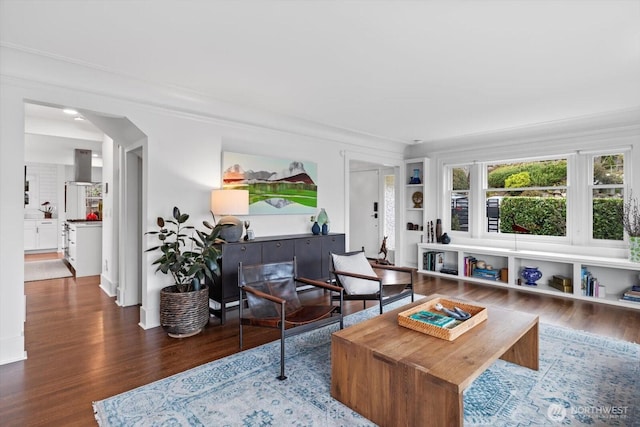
146, 206, 229, 337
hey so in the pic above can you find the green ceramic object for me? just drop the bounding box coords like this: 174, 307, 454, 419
630, 236, 640, 263
317, 208, 329, 225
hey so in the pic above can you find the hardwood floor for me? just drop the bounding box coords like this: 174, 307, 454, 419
2, 252, 639, 426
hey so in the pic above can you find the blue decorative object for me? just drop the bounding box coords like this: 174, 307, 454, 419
321, 223, 328, 235
311, 221, 320, 235
409, 168, 421, 184
521, 266, 542, 286
441, 232, 451, 244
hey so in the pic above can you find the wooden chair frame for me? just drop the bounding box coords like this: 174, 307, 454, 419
238, 258, 344, 380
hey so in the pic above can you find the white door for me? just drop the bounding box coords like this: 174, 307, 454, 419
349, 169, 380, 257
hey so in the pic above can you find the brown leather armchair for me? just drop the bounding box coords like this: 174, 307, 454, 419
330, 249, 414, 314
238, 258, 344, 380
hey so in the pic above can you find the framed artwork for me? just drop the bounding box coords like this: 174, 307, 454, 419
222, 152, 317, 215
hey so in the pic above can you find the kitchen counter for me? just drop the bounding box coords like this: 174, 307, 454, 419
66, 219, 102, 225
68, 221, 102, 228
65, 221, 102, 277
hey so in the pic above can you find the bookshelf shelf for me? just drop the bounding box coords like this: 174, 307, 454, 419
417, 243, 640, 310
402, 158, 430, 267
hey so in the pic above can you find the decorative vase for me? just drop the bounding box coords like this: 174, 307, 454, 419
160, 284, 209, 338
409, 169, 421, 184
321, 223, 328, 235
311, 222, 320, 235
317, 208, 329, 226
44, 212, 52, 219
441, 233, 450, 244
630, 236, 640, 263
436, 219, 442, 243
521, 266, 542, 286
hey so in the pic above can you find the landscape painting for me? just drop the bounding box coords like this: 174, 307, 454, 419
222, 152, 317, 215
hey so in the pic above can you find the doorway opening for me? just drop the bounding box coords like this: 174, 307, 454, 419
348, 159, 398, 263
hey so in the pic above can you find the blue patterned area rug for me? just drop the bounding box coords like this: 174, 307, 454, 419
93, 298, 640, 426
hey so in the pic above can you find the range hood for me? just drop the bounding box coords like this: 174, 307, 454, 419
70, 149, 94, 185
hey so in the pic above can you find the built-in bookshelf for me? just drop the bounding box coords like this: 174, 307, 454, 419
402, 158, 430, 267
418, 243, 640, 310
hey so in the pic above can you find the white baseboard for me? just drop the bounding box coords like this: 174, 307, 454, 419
99, 274, 117, 297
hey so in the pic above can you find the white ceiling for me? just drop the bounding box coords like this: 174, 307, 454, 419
25, 103, 104, 141
3, 0, 640, 144
23, 103, 104, 161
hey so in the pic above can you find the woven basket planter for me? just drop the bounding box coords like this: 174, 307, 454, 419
160, 284, 209, 338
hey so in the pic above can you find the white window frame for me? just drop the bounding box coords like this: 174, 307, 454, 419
445, 163, 473, 237
586, 149, 629, 247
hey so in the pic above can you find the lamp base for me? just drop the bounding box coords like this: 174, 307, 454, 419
218, 215, 243, 242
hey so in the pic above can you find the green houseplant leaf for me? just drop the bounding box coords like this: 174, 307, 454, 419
146, 206, 230, 292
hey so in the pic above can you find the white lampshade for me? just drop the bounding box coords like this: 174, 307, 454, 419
210, 189, 249, 215
210, 189, 249, 242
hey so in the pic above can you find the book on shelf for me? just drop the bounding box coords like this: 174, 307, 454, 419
618, 285, 640, 303
422, 251, 446, 272
409, 310, 457, 328
472, 268, 499, 281
439, 267, 458, 275
463, 256, 477, 277
581, 269, 600, 297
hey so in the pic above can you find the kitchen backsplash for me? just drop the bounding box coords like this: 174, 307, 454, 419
25, 162, 58, 217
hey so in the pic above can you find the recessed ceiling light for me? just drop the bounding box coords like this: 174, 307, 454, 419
74, 116, 85, 121
63, 108, 78, 115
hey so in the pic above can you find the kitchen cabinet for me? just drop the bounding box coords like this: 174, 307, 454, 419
66, 222, 102, 277
210, 233, 345, 323
24, 219, 58, 251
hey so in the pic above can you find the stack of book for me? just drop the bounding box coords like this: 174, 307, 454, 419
620, 285, 640, 303
408, 310, 461, 329
472, 268, 500, 281
439, 266, 458, 276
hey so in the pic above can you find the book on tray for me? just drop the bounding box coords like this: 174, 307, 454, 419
408, 310, 462, 329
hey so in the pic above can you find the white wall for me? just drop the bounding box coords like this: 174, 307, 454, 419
0, 46, 406, 365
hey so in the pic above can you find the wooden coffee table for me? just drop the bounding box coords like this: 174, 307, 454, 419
331, 294, 539, 427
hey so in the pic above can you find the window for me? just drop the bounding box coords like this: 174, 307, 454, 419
442, 149, 630, 247
449, 166, 470, 232
485, 158, 567, 237
591, 153, 624, 240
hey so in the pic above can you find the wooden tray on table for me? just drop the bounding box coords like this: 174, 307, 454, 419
397, 297, 488, 341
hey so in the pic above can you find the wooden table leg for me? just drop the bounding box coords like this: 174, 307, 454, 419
408, 364, 463, 427
500, 321, 539, 370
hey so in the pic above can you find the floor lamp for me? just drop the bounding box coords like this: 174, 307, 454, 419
210, 189, 249, 242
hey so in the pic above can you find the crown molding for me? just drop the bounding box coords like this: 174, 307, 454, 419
406, 107, 640, 159
0, 44, 408, 155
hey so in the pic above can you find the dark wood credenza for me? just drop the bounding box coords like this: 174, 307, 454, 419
209, 233, 345, 323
